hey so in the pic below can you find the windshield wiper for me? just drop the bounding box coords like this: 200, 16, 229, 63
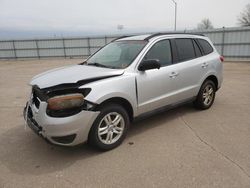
87, 62, 111, 68
79, 61, 87, 65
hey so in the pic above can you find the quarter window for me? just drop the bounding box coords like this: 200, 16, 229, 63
197, 39, 213, 55
175, 39, 196, 62
143, 40, 172, 66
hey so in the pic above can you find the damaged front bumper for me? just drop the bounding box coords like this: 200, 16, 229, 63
23, 100, 99, 146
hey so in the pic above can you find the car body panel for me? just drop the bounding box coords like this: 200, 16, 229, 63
81, 74, 138, 115
136, 65, 179, 114
30, 64, 124, 89
27, 101, 99, 146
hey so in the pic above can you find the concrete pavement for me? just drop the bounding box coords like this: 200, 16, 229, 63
0, 59, 249, 188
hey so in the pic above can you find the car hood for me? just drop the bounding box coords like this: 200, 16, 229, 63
30, 65, 124, 89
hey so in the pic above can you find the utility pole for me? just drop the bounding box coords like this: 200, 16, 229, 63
171, 0, 177, 31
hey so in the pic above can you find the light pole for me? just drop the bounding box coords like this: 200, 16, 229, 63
171, 0, 177, 31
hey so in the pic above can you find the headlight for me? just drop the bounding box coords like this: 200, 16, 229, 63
47, 93, 84, 110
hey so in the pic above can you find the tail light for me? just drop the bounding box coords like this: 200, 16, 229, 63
220, 56, 224, 62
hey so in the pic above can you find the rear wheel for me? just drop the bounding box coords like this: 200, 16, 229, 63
194, 80, 216, 110
88, 103, 129, 150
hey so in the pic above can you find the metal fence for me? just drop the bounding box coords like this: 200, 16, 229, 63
193, 27, 250, 61
0, 27, 250, 61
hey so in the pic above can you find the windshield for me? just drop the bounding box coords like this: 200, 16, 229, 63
86, 40, 147, 69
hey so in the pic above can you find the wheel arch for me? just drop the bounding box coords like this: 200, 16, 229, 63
204, 75, 218, 91
95, 97, 134, 122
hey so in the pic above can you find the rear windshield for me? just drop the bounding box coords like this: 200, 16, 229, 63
87, 40, 147, 69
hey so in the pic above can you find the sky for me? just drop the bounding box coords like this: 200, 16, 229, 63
0, 0, 249, 39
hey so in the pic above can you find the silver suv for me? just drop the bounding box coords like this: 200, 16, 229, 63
24, 33, 223, 150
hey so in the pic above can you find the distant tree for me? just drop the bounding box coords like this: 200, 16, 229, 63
117, 25, 124, 31
197, 18, 214, 30
238, 4, 250, 27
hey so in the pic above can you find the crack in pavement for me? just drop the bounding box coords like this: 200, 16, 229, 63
179, 114, 250, 179
63, 178, 80, 187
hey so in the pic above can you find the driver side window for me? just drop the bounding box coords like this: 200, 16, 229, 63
144, 40, 172, 66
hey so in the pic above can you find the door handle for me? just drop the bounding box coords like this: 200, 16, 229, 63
202, 62, 208, 68
169, 72, 179, 78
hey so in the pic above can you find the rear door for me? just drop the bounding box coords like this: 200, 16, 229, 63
168, 38, 206, 101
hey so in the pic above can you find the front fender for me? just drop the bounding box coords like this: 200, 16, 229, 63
80, 74, 138, 116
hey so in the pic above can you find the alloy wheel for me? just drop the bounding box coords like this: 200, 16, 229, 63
202, 84, 214, 106
97, 112, 125, 145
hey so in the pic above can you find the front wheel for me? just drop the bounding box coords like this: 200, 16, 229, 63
88, 103, 130, 150
194, 80, 216, 110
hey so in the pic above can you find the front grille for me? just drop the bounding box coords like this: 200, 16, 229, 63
27, 106, 33, 119
33, 92, 40, 109
26, 106, 42, 134
32, 86, 48, 109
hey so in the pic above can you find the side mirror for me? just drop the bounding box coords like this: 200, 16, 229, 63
138, 59, 161, 71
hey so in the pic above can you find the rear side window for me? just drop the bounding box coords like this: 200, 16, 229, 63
175, 39, 196, 62
197, 39, 213, 55
144, 40, 172, 66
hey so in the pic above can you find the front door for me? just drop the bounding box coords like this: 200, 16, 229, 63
136, 39, 179, 114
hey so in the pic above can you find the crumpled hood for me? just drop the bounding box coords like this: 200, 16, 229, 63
30, 65, 124, 89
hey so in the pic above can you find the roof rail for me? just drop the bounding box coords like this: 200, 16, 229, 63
111, 35, 133, 42
144, 32, 204, 41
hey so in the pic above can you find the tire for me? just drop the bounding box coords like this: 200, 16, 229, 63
88, 103, 130, 150
194, 80, 216, 110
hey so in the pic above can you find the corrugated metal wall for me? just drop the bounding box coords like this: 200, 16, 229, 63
0, 27, 249, 60
198, 27, 250, 60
